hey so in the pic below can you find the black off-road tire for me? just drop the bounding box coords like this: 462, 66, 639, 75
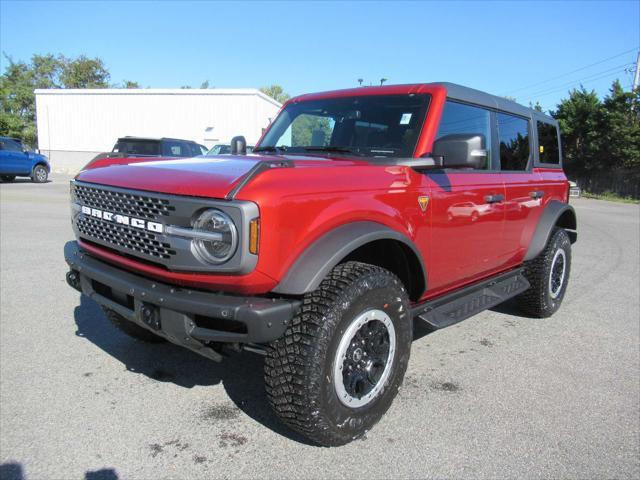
103, 308, 166, 343
31, 165, 48, 183
517, 228, 571, 318
0, 175, 16, 182
264, 261, 412, 446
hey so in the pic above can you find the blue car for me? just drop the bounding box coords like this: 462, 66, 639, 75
0, 137, 50, 183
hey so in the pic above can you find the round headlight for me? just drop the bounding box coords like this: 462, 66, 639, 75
192, 209, 238, 264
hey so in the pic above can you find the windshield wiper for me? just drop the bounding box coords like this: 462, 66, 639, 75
302, 146, 360, 155
253, 145, 288, 154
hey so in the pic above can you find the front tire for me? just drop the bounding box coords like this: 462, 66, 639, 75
31, 165, 48, 183
517, 228, 572, 318
264, 262, 412, 446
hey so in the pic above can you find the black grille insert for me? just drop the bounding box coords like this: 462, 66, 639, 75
74, 184, 175, 220
77, 215, 176, 259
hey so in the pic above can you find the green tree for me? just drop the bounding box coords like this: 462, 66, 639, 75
260, 84, 290, 104
600, 80, 640, 170
58, 55, 110, 88
122, 80, 140, 88
552, 86, 605, 177
1, 53, 122, 146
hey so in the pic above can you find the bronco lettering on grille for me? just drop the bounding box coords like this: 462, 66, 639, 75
80, 205, 163, 233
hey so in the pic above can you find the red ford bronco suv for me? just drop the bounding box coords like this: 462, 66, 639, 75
64, 83, 577, 446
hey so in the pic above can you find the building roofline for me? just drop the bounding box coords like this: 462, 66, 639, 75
33, 88, 282, 107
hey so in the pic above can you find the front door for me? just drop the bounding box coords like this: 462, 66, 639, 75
427, 172, 506, 294
0, 139, 27, 174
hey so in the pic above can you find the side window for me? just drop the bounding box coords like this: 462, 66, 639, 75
497, 113, 530, 171
2, 139, 23, 152
162, 141, 183, 157
537, 121, 560, 164
436, 101, 492, 169
185, 143, 198, 157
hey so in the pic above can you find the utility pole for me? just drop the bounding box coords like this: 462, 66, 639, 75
633, 51, 640, 91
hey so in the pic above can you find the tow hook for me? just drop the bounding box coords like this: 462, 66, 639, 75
140, 303, 161, 331
66, 270, 81, 292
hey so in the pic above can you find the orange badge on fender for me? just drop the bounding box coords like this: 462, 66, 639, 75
418, 195, 429, 212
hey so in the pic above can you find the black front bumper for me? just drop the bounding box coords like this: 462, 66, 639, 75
64, 241, 300, 361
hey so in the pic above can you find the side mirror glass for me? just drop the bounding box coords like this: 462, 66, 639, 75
433, 134, 487, 169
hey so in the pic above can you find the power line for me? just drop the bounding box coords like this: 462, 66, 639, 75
523, 63, 632, 99
505, 47, 638, 95
523, 68, 628, 104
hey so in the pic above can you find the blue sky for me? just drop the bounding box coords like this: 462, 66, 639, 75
1, 0, 638, 111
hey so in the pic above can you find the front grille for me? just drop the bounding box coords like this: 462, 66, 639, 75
73, 184, 175, 221
77, 215, 176, 259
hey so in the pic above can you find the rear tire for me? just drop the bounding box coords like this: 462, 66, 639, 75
31, 165, 48, 183
264, 261, 412, 446
103, 308, 166, 343
517, 228, 571, 318
0, 175, 16, 182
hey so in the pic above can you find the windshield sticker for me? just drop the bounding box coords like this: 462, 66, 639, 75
400, 113, 412, 125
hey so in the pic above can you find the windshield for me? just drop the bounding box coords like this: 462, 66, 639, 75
113, 139, 161, 156
258, 94, 430, 158
207, 144, 231, 155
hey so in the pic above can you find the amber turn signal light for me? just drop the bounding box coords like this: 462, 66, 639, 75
249, 218, 260, 254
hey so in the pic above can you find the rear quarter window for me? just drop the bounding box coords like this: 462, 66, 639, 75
537, 121, 560, 164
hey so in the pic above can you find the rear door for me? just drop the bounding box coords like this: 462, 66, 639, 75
426, 101, 508, 294
498, 112, 546, 264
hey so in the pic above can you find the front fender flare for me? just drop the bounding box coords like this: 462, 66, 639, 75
524, 201, 577, 261
272, 221, 426, 296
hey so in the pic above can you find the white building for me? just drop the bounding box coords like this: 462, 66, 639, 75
34, 88, 282, 173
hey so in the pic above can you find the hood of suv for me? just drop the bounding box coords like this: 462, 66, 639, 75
76, 154, 367, 199
77, 156, 270, 198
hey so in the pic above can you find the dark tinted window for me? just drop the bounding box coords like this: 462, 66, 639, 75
185, 143, 200, 157
113, 139, 161, 156
161, 141, 187, 157
497, 113, 530, 171
259, 94, 430, 157
1, 139, 24, 152
537, 121, 560, 164
436, 101, 492, 169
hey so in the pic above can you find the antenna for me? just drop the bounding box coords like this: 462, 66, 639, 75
357, 78, 363, 86
380, 78, 388, 86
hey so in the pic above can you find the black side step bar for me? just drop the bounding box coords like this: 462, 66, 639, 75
412, 269, 530, 330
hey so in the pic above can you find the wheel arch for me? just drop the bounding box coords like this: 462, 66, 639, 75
524, 200, 577, 262
33, 161, 50, 172
272, 221, 427, 300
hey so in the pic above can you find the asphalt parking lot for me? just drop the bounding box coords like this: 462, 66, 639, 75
1, 175, 639, 479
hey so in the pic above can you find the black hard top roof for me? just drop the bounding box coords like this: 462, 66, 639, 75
117, 136, 197, 143
429, 82, 557, 125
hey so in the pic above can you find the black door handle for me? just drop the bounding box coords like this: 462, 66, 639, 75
530, 190, 545, 199
484, 194, 504, 204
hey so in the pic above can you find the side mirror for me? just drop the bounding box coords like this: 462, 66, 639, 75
433, 134, 487, 169
230, 135, 247, 155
